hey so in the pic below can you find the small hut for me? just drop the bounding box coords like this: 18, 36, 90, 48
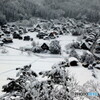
95, 64, 100, 70
0, 41, 4, 46
41, 43, 49, 50
49, 32, 57, 39
68, 57, 79, 66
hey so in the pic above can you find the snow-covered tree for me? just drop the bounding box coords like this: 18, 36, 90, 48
31, 40, 36, 47
1, 47, 8, 54
39, 66, 79, 100
81, 52, 95, 65
49, 40, 61, 54
1, 64, 80, 100
71, 42, 80, 49
32, 46, 43, 53
69, 48, 79, 59
1, 65, 37, 100
1, 63, 99, 100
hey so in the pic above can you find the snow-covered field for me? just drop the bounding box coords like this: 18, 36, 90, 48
0, 32, 100, 95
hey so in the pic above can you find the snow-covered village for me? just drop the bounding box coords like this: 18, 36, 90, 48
0, 0, 100, 100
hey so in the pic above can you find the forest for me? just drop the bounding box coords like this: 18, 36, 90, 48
0, 0, 100, 25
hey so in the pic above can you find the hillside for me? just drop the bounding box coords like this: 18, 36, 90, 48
1, 0, 100, 25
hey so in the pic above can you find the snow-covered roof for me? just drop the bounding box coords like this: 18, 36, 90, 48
82, 40, 91, 49
95, 64, 100, 68
86, 50, 92, 55
0, 30, 4, 34
68, 57, 79, 62
0, 41, 3, 44
97, 39, 100, 43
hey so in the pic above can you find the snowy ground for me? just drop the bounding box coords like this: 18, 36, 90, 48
0, 32, 100, 95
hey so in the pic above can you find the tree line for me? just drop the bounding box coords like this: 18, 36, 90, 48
0, 0, 100, 25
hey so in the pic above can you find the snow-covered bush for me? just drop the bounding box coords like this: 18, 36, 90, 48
1, 48, 8, 54
39, 66, 79, 100
81, 52, 95, 65
39, 67, 70, 84
65, 42, 80, 50
31, 40, 36, 47
71, 27, 81, 36
71, 42, 80, 49
69, 48, 79, 60
32, 46, 43, 53
65, 43, 72, 50
49, 40, 61, 54
53, 61, 69, 68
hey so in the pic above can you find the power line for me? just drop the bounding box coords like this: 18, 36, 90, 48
3, 44, 44, 58
0, 68, 16, 76
3, 44, 64, 58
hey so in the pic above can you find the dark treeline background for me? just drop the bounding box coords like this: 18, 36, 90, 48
0, 0, 100, 25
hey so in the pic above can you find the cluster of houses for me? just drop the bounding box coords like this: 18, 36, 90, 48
0, 24, 34, 45
30, 18, 85, 40
80, 24, 100, 51
95, 38, 100, 54
0, 25, 13, 44
34, 19, 100, 55
0, 18, 100, 56
65, 20, 100, 54
28, 18, 100, 49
